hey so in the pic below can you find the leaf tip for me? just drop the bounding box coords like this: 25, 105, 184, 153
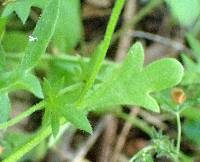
130, 42, 144, 56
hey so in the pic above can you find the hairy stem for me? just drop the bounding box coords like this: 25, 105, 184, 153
6, 53, 117, 69
3, 118, 66, 162
59, 83, 83, 96
0, 82, 84, 130
3, 126, 52, 162
0, 101, 45, 129
176, 112, 181, 160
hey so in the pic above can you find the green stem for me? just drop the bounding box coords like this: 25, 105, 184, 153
3, 126, 52, 162
77, 0, 126, 103
0, 101, 45, 129
3, 119, 66, 162
6, 53, 117, 68
59, 83, 83, 96
116, 111, 154, 137
176, 112, 181, 160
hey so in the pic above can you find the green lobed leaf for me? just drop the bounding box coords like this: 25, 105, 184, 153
0, 93, 11, 123
53, 0, 83, 52
2, 0, 47, 24
42, 79, 64, 136
0, 71, 43, 98
20, 0, 60, 71
43, 79, 92, 136
16, 73, 44, 98
82, 42, 184, 112
63, 106, 92, 134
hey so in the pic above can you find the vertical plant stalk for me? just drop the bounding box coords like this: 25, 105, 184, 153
77, 0, 126, 103
3, 126, 52, 162
0, 101, 45, 129
176, 112, 181, 160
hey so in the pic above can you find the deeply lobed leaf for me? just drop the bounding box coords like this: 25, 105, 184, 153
82, 42, 184, 112
2, 0, 47, 24
43, 79, 92, 137
20, 0, 60, 71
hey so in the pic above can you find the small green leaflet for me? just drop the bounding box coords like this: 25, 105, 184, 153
42, 78, 64, 137
20, 0, 60, 71
16, 73, 44, 98
43, 79, 92, 137
63, 106, 92, 134
0, 71, 43, 99
82, 42, 184, 112
2, 0, 47, 24
53, 0, 83, 52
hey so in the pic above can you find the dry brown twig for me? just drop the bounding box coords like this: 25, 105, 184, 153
97, 115, 118, 162
127, 30, 189, 52
110, 108, 140, 162
72, 118, 107, 162
138, 109, 167, 130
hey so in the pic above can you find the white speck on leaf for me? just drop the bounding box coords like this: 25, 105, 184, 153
29, 35, 38, 42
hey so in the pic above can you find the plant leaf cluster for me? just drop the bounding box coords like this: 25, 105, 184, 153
0, 0, 60, 123
0, 0, 186, 161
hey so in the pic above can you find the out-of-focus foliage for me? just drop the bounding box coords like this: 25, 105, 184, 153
166, 0, 200, 27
